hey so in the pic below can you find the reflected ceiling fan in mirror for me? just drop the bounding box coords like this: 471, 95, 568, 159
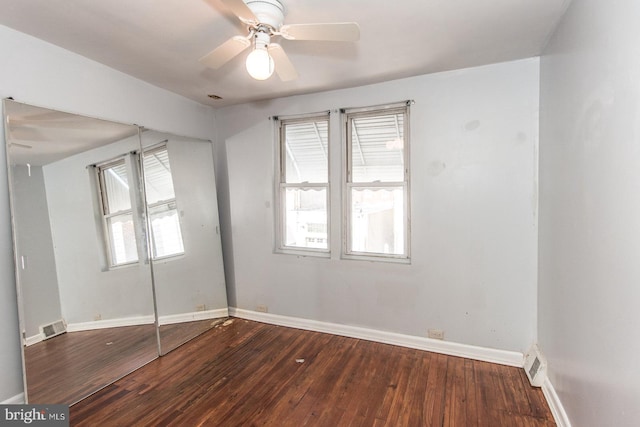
200, 0, 360, 81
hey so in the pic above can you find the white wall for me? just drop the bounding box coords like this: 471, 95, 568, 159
218, 58, 540, 353
44, 136, 154, 325
0, 25, 218, 402
11, 165, 62, 338
539, 1, 640, 425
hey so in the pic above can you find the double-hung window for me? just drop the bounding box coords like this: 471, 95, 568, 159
343, 103, 410, 260
276, 113, 330, 254
97, 145, 184, 267
98, 158, 139, 266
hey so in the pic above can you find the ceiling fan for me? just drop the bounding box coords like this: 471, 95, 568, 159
200, 0, 360, 81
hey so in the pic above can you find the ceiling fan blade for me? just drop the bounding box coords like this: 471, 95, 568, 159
279, 22, 360, 41
221, 0, 258, 24
199, 36, 251, 69
268, 43, 298, 82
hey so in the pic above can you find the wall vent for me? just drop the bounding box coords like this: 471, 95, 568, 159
523, 344, 546, 387
40, 319, 67, 340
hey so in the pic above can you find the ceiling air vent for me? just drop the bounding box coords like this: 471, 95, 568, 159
40, 319, 67, 340
523, 344, 547, 387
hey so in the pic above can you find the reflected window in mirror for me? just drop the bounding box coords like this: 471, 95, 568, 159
96, 145, 184, 268
143, 146, 184, 259
98, 158, 139, 266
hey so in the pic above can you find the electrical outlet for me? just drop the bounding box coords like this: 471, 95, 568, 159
195, 304, 206, 312
255, 304, 268, 313
427, 328, 444, 340
94, 314, 102, 321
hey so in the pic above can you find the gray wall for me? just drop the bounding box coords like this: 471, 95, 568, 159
10, 165, 62, 339
539, 0, 640, 425
218, 58, 540, 353
41, 132, 227, 325
43, 136, 154, 325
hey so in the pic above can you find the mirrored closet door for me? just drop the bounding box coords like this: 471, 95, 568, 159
3, 100, 228, 405
140, 129, 228, 355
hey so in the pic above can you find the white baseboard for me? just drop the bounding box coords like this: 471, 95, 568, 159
158, 308, 229, 326
229, 308, 524, 367
542, 377, 572, 427
1, 393, 25, 404
67, 315, 155, 332
25, 333, 44, 347
65, 309, 230, 332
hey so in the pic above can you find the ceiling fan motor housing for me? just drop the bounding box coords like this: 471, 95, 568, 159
245, 0, 285, 30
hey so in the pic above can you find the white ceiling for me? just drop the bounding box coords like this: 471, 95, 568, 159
5, 100, 138, 165
0, 0, 570, 108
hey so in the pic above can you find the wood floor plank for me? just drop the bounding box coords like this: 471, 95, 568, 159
463, 358, 479, 427
423, 352, 449, 425
71, 319, 556, 426
443, 355, 467, 427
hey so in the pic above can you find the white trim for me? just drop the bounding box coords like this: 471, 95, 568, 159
542, 377, 572, 427
342, 104, 411, 261
66, 315, 155, 332
158, 308, 229, 326
1, 393, 25, 404
274, 114, 331, 256
229, 308, 523, 367
39, 309, 229, 333
25, 333, 44, 347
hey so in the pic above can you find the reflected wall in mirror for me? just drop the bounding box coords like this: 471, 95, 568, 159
4, 100, 158, 404
139, 130, 228, 355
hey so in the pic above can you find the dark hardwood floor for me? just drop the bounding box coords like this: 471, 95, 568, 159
25, 319, 220, 405
71, 319, 556, 426
25, 324, 158, 405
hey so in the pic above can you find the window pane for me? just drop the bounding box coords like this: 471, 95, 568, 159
143, 148, 176, 204
351, 113, 404, 183
149, 203, 184, 258
283, 187, 328, 249
107, 213, 138, 265
284, 120, 328, 183
350, 187, 404, 255
102, 162, 131, 214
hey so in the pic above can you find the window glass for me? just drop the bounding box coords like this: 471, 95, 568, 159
283, 188, 328, 249
143, 147, 183, 259
143, 148, 176, 204
350, 187, 404, 255
148, 202, 184, 258
106, 212, 138, 265
101, 162, 131, 214
351, 113, 404, 183
284, 120, 328, 184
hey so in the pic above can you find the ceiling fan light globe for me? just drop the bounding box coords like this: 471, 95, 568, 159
246, 47, 275, 80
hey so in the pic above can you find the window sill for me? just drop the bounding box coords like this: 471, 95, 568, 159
274, 248, 331, 258
341, 253, 411, 264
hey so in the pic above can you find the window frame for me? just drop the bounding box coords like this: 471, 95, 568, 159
96, 156, 139, 268
341, 102, 411, 262
274, 112, 331, 257
96, 144, 185, 269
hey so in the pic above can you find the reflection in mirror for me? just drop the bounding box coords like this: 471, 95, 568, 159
139, 130, 228, 355
4, 100, 158, 404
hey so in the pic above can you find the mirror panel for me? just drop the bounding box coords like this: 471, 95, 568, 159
139, 130, 228, 355
4, 100, 158, 404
